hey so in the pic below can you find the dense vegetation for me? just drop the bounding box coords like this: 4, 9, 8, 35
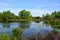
42, 11, 60, 29
19, 10, 32, 21
42, 11, 60, 20
0, 10, 32, 22
32, 16, 41, 23
0, 10, 60, 23
0, 29, 60, 40
0, 10, 60, 40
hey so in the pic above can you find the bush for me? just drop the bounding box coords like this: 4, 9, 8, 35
0, 34, 11, 40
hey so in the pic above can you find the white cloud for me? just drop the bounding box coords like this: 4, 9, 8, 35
26, 9, 54, 17
0, 8, 56, 17
0, 8, 20, 16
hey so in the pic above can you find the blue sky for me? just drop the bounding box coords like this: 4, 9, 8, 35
0, 0, 60, 17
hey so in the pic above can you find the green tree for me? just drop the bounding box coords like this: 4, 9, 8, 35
55, 11, 60, 19
3, 10, 16, 21
51, 11, 56, 19
42, 15, 46, 19
19, 9, 32, 21
51, 11, 60, 19
44, 13, 51, 20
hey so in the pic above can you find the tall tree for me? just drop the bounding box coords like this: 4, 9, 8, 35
19, 9, 32, 21
3, 10, 16, 21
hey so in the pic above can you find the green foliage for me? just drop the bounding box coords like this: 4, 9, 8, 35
43, 11, 60, 20
0, 10, 32, 22
12, 28, 23, 40
43, 11, 60, 29
32, 16, 41, 23
0, 34, 11, 40
51, 11, 56, 19
19, 9, 32, 21
51, 11, 60, 19
0, 13, 3, 21
43, 13, 51, 20
2, 10, 17, 22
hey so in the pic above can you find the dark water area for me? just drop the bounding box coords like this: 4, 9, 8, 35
0, 21, 60, 38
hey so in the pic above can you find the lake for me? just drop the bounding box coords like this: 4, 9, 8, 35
0, 21, 60, 38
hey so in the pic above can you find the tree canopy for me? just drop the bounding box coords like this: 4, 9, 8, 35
0, 10, 32, 22
42, 11, 60, 20
19, 10, 32, 21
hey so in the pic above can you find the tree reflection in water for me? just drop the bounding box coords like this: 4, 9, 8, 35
19, 21, 31, 29
2, 22, 10, 29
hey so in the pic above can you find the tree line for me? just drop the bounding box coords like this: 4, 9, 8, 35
42, 11, 60, 29
0, 10, 32, 22
0, 9, 60, 23
42, 11, 60, 20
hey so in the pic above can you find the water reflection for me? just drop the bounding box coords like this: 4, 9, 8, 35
3, 22, 10, 28
51, 25, 60, 29
21, 27, 54, 40
19, 21, 31, 29
0, 21, 60, 39
0, 21, 31, 34
44, 21, 60, 29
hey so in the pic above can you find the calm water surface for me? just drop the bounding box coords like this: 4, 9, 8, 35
0, 21, 60, 36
